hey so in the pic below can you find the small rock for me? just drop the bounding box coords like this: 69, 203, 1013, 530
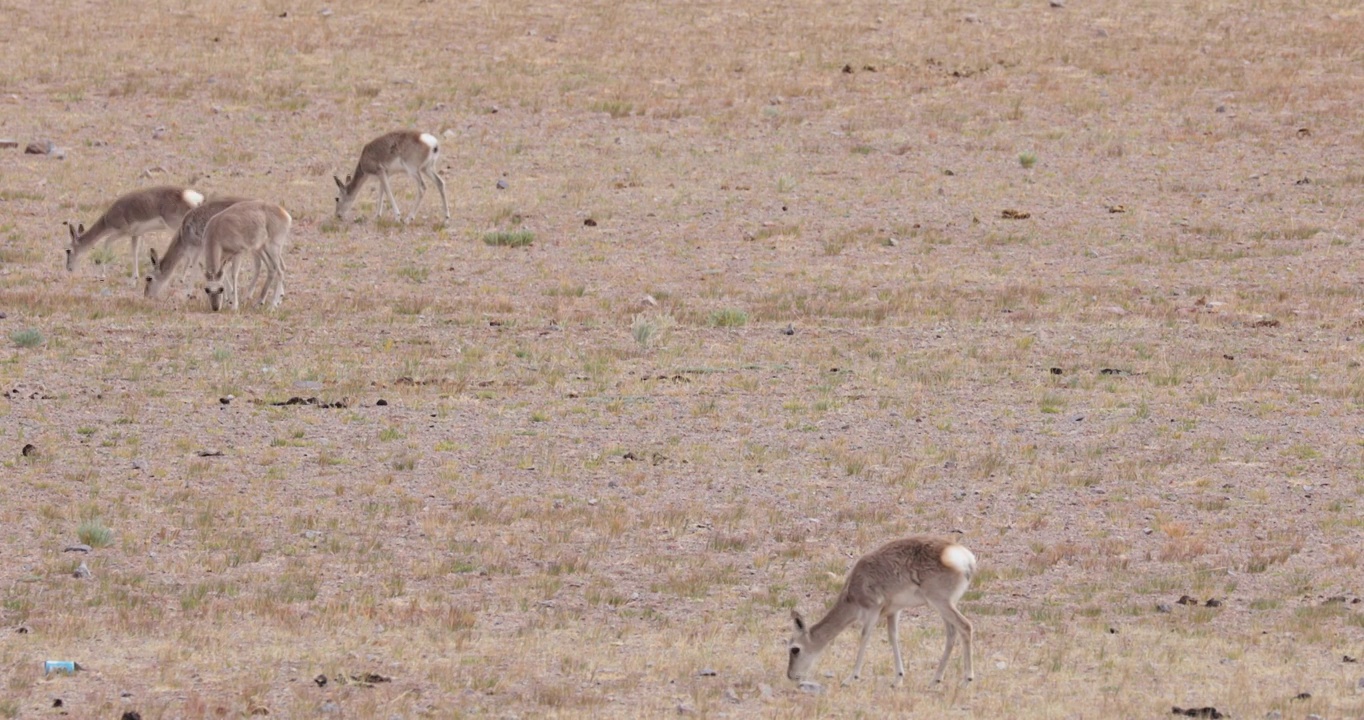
73, 562, 91, 579
21, 443, 37, 457
495, 178, 508, 190
1156, 603, 1173, 613
1344, 654, 1357, 663
314, 674, 327, 687
319, 8, 332, 16
797, 681, 823, 694
1205, 598, 1222, 608
376, 399, 388, 406
121, 712, 142, 720
723, 687, 740, 704
641, 294, 658, 307
1292, 692, 1311, 700
0, 138, 18, 149
1143, 527, 1153, 534
52, 699, 63, 708
697, 668, 717, 677
132, 459, 147, 471
676, 702, 694, 715
64, 544, 92, 553
24, 140, 54, 155
583, 218, 597, 227
782, 324, 795, 336
50, 147, 66, 159
1265, 712, 1283, 720
219, 396, 232, 405
1049, 0, 1064, 6
1177, 595, 1198, 605
152, 127, 166, 140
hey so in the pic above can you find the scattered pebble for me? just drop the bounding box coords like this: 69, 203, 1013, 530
376, 399, 388, 406
24, 140, 54, 155
1156, 603, 1173, 613
1205, 598, 1222, 608
63, 544, 92, 553
219, 396, 233, 405
797, 681, 823, 694
73, 562, 91, 579
121, 712, 142, 720
676, 702, 694, 715
723, 687, 740, 704
697, 668, 717, 677
21, 443, 37, 457
495, 178, 508, 190
782, 324, 795, 336
0, 139, 17, 149
1292, 692, 1311, 700
132, 459, 147, 471
583, 218, 597, 227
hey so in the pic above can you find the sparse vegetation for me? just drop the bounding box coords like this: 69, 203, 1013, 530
10, 328, 42, 348
483, 230, 535, 247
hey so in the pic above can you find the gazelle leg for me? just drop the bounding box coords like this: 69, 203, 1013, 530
229, 256, 242, 311
378, 172, 402, 221
405, 169, 426, 223
927, 597, 973, 683
845, 614, 877, 685
265, 247, 285, 308
129, 235, 141, 280
428, 167, 450, 221
887, 611, 906, 685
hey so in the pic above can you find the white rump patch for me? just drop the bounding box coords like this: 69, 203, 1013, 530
941, 544, 977, 576
183, 189, 205, 207
419, 133, 439, 150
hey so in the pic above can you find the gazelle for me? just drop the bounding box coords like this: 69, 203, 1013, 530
201, 200, 290, 311
65, 186, 204, 281
787, 536, 976, 686
334, 130, 449, 223
145, 197, 255, 300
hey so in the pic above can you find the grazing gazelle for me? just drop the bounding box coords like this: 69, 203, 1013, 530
201, 200, 290, 311
65, 186, 204, 280
334, 130, 449, 223
145, 197, 254, 300
787, 536, 976, 686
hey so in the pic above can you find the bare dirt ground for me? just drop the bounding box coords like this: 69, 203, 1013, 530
3, 1, 1364, 717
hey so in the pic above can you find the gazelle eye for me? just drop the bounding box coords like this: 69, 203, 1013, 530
790, 647, 800, 656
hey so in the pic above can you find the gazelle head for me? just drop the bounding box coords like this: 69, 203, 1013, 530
143, 248, 160, 298
64, 222, 84, 271
204, 269, 227, 311
334, 175, 357, 219
787, 610, 822, 681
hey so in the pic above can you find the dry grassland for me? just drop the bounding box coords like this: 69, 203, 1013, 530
3, 0, 1364, 717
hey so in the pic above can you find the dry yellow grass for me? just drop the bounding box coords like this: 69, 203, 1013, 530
3, 0, 1364, 718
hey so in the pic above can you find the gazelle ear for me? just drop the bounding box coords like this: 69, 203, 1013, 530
791, 609, 806, 632
334, 175, 346, 190
67, 222, 78, 242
